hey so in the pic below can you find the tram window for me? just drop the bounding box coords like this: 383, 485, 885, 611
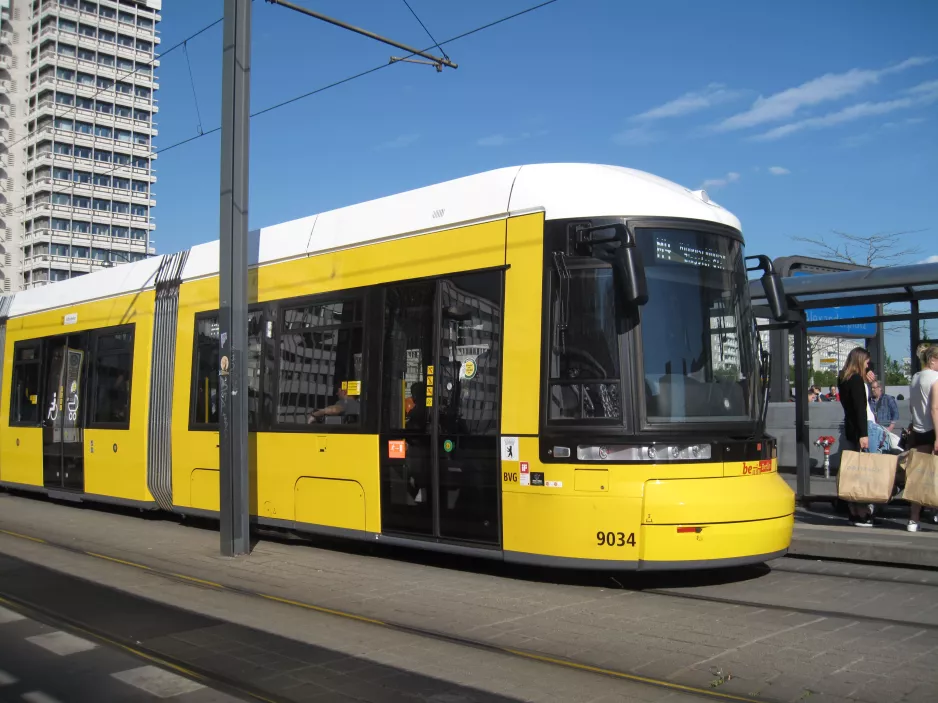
190, 312, 265, 429
247, 311, 265, 428
277, 300, 363, 427
636, 229, 755, 422
192, 316, 220, 426
438, 273, 502, 436
381, 283, 434, 432
90, 327, 134, 427
10, 342, 43, 426
548, 267, 621, 421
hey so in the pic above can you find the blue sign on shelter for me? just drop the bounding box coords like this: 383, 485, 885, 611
793, 272, 877, 337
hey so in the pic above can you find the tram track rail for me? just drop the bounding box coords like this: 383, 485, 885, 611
0, 526, 778, 703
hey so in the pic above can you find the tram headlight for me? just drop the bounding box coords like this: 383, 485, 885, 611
576, 444, 711, 462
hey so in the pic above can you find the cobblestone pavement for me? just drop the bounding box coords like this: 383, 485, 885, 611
2, 492, 938, 703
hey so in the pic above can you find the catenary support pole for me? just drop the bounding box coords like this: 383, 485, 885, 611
793, 321, 810, 500
218, 0, 251, 557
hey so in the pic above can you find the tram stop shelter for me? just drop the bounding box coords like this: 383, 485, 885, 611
750, 259, 938, 501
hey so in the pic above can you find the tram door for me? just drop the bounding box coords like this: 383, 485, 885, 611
42, 334, 88, 492
380, 271, 502, 545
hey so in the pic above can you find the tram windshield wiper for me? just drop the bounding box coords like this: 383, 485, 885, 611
552, 251, 571, 354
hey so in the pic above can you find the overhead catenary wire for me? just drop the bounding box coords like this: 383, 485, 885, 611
13, 1, 561, 217
182, 42, 205, 136
265, 0, 455, 70
252, 0, 559, 118
401, 0, 449, 61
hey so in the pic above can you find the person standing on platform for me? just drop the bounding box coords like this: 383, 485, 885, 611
906, 345, 938, 532
838, 347, 885, 527
870, 380, 899, 435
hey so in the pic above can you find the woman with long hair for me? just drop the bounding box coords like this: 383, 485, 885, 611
838, 346, 885, 527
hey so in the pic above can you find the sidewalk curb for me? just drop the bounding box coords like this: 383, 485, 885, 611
791, 525, 938, 568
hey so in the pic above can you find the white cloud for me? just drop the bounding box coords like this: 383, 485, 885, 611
632, 83, 743, 121
476, 130, 547, 147
477, 134, 509, 147
920, 255, 938, 264
883, 116, 927, 128
377, 134, 419, 149
768, 166, 790, 175
751, 81, 938, 141
715, 57, 934, 132
908, 79, 938, 95
701, 172, 740, 190
612, 126, 661, 146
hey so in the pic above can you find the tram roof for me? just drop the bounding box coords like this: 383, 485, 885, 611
5, 163, 741, 318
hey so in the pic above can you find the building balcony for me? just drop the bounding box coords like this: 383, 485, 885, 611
43, 53, 158, 89
24, 224, 151, 249
31, 126, 155, 157
31, 101, 158, 135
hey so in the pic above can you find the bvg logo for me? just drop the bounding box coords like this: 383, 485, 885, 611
503, 471, 518, 483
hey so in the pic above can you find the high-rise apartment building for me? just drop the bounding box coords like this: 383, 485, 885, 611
0, 0, 159, 292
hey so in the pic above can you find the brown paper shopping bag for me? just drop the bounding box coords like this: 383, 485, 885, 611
902, 450, 938, 508
837, 450, 898, 503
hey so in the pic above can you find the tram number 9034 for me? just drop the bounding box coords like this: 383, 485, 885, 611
597, 531, 636, 547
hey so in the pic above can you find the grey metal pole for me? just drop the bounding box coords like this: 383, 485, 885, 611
910, 300, 921, 375
218, 0, 251, 557
871, 303, 885, 386
770, 328, 789, 403
793, 322, 810, 500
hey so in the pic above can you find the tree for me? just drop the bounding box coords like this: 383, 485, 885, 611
791, 229, 923, 267
884, 354, 909, 385
790, 229, 928, 347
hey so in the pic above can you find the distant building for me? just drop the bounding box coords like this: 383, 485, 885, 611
808, 335, 859, 372
0, 0, 160, 292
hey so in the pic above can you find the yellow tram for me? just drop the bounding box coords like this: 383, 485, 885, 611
0, 164, 794, 569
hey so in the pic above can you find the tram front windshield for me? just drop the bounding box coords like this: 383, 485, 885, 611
636, 228, 757, 425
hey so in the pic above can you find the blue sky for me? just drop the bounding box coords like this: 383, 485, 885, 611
152, 1, 938, 266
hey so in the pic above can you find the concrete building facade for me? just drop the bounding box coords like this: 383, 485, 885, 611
0, 0, 159, 292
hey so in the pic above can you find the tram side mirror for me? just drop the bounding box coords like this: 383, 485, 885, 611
746, 255, 787, 321
613, 244, 648, 307
575, 223, 648, 307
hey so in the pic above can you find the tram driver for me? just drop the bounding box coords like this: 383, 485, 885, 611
308, 382, 360, 424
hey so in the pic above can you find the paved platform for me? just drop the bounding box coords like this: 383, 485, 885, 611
792, 500, 938, 568
778, 470, 938, 567
2, 492, 938, 703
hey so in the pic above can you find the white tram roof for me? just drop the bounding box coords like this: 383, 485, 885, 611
6, 163, 741, 318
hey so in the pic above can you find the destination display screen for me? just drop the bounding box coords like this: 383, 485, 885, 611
654, 234, 731, 271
